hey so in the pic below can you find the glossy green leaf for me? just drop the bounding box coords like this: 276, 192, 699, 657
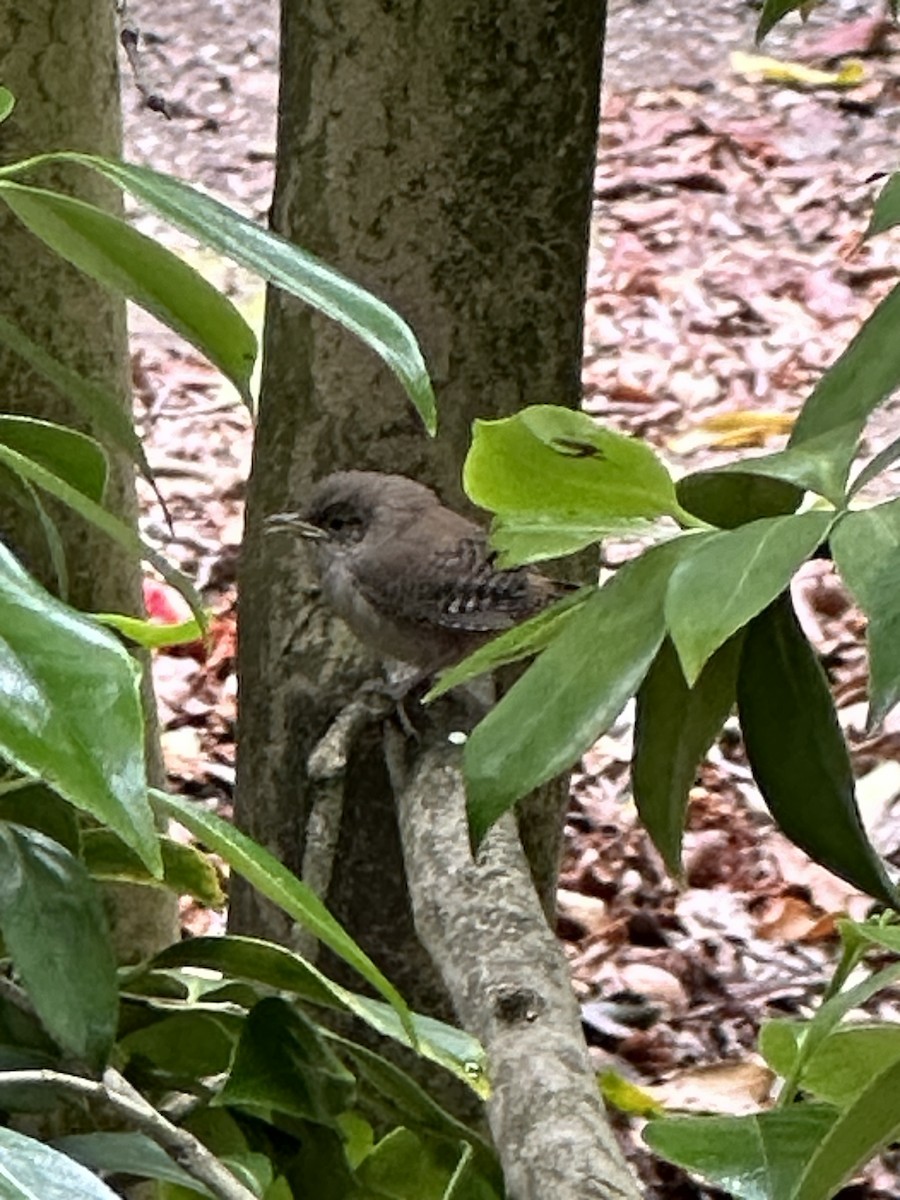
644, 1106, 837, 1200
151, 935, 486, 1095
716, 424, 860, 507
0, 823, 117, 1070
676, 469, 801, 530
465, 538, 694, 845
0, 88, 14, 124
17, 475, 69, 600
465, 406, 692, 532
0, 313, 153, 480
426, 586, 593, 700
0, 180, 257, 404
0, 438, 205, 635
0, 1127, 121, 1200
219, 997, 355, 1124
737, 596, 898, 905
666, 511, 833, 685
53, 1133, 215, 1199
82, 829, 224, 906
795, 1025, 900, 1108
15, 153, 435, 433
150, 790, 416, 1045
756, 0, 806, 41
0, 416, 107, 501
831, 502, 900, 727
632, 634, 742, 875
848, 432, 900, 499
793, 1057, 900, 1200
90, 611, 203, 649
0, 541, 159, 874
866, 172, 900, 239
790, 280, 900, 453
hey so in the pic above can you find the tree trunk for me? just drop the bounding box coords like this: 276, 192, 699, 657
0, 0, 177, 958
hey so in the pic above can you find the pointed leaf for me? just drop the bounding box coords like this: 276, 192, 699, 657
716, 424, 860, 507
790, 280, 900, 452
0, 824, 117, 1069
633, 634, 742, 875
151, 935, 487, 1094
0, 542, 159, 874
90, 611, 203, 649
23, 153, 435, 433
644, 1106, 837, 1200
848, 432, 900, 499
756, 0, 806, 41
465, 406, 689, 532
666, 512, 832, 685
0, 88, 14, 124
831, 502, 900, 726
0, 1128, 121, 1200
121, 1010, 239, 1079
0, 181, 256, 404
150, 790, 416, 1045
737, 595, 897, 905
219, 997, 355, 1124
53, 1133, 215, 1199
465, 538, 695, 844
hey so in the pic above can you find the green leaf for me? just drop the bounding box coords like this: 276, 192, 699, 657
330, 1035, 500, 1191
793, 1056, 900, 1200
150, 936, 487, 1094
0, 437, 206, 637
848, 432, 900, 499
0, 781, 80, 854
0, 823, 117, 1070
121, 1010, 239, 1080
716, 424, 860, 507
0, 416, 107, 501
666, 511, 833, 685
632, 634, 743, 875
488, 513, 662, 567
149, 791, 416, 1045
82, 829, 224, 907
90, 611, 203, 649
22, 153, 436, 434
737, 595, 898, 906
0, 181, 257, 404
866, 173, 900, 239
355, 1129, 495, 1200
676, 469, 801, 529
465, 538, 694, 845
0, 541, 160, 874
644, 1106, 838, 1200
426, 586, 593, 701
53, 1133, 215, 1199
831, 502, 900, 727
792, 1025, 900, 1108
756, 0, 806, 41
0, 313, 153, 481
0, 1127, 121, 1200
17, 475, 69, 600
0, 88, 14, 124
219, 997, 355, 1125
790, 280, 900, 454
464, 406, 692, 532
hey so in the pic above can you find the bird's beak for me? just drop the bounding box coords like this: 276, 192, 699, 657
265, 512, 327, 540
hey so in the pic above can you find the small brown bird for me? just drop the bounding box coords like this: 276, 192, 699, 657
269, 471, 562, 674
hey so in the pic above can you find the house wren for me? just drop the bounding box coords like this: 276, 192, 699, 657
268, 471, 562, 674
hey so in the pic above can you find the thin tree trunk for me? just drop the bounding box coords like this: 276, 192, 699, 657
0, 0, 177, 958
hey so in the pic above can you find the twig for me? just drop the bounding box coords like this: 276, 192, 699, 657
115, 0, 171, 118
0, 1067, 257, 1200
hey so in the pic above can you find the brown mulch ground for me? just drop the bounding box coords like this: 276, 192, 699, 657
122, 1, 900, 1194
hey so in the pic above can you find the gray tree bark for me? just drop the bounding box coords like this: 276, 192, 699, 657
0, 0, 177, 958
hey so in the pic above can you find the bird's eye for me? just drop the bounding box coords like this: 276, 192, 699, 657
327, 515, 346, 532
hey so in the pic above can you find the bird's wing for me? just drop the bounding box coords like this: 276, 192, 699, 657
353, 528, 551, 633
